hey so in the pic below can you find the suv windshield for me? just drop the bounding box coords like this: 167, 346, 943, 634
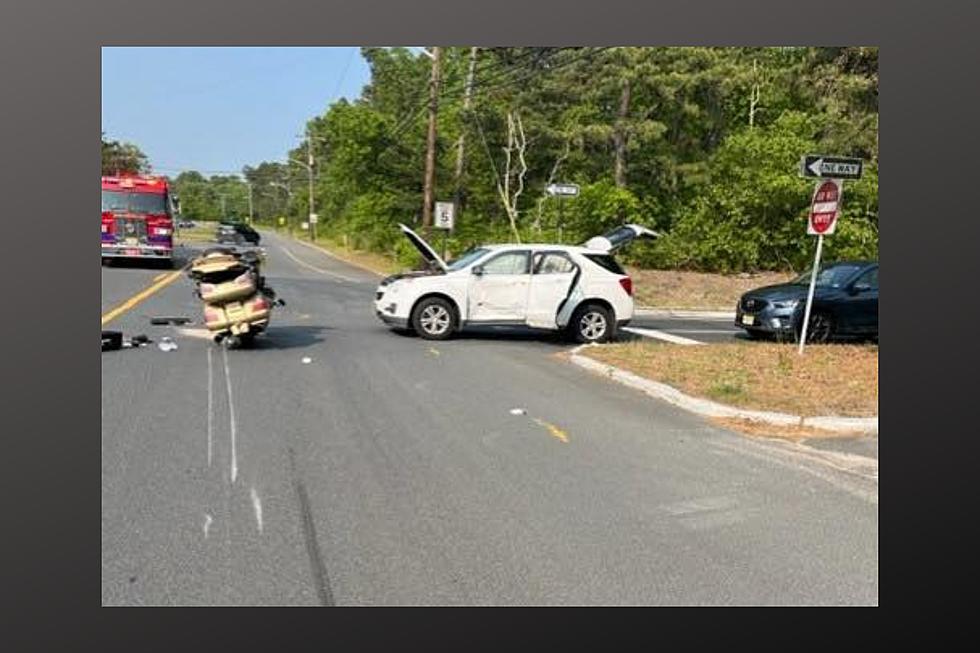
792, 264, 863, 288
447, 248, 490, 272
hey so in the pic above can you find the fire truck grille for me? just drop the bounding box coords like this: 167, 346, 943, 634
115, 217, 147, 244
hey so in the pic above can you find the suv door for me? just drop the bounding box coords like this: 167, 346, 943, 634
526, 251, 579, 329
466, 250, 531, 323
842, 266, 878, 334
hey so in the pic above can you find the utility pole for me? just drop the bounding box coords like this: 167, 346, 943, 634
421, 46, 442, 238
453, 47, 478, 222
307, 128, 316, 241
246, 181, 254, 225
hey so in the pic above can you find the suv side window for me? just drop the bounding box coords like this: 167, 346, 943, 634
481, 251, 530, 275
853, 267, 878, 290
532, 252, 576, 275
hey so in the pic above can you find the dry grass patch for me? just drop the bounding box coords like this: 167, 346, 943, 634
586, 340, 878, 417
628, 267, 794, 310
174, 223, 219, 244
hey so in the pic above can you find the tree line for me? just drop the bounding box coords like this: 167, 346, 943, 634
110, 47, 879, 272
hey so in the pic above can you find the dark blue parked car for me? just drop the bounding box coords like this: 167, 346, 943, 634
735, 260, 878, 343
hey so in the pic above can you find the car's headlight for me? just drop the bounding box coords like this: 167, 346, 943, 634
773, 299, 800, 309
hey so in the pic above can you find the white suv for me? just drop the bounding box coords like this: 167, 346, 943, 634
374, 223, 658, 342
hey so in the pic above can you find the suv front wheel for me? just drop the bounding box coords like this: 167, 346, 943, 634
569, 303, 614, 344
411, 297, 457, 341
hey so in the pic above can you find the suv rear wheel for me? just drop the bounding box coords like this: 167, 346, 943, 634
569, 303, 614, 344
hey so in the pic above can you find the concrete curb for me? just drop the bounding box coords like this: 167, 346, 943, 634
568, 345, 878, 435
635, 308, 736, 319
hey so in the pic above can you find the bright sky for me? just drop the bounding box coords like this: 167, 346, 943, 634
101, 47, 371, 177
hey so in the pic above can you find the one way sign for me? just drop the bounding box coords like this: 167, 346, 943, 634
800, 155, 863, 180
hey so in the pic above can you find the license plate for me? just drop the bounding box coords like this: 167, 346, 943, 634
124, 237, 138, 245
125, 248, 140, 256
742, 314, 755, 326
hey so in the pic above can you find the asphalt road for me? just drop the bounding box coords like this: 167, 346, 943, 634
102, 231, 877, 605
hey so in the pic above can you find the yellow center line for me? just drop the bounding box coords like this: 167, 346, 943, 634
533, 418, 569, 443
101, 267, 187, 326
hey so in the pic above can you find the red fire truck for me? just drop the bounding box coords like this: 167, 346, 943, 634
101, 175, 179, 265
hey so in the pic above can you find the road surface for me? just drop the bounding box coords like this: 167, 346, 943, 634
102, 231, 877, 605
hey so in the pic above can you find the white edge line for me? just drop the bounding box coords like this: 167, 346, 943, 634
279, 244, 357, 283
222, 348, 238, 483
623, 326, 705, 346
290, 236, 385, 278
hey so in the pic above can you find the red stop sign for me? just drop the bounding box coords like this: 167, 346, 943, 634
808, 179, 841, 235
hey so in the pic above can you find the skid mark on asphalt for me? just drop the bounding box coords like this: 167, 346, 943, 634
623, 326, 704, 345
250, 487, 264, 534
660, 496, 749, 531
279, 245, 357, 283
287, 447, 335, 606
221, 348, 239, 484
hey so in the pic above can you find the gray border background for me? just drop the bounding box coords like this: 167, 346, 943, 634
1, 0, 976, 621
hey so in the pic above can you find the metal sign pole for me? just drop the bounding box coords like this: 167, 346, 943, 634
797, 234, 824, 355
558, 195, 564, 244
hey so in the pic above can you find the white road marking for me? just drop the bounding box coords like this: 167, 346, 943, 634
203, 513, 213, 539
250, 487, 264, 534
207, 348, 213, 467
279, 245, 357, 283
221, 348, 239, 484
663, 329, 738, 335
623, 326, 705, 345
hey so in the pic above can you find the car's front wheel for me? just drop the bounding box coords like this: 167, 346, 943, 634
797, 311, 835, 344
411, 297, 457, 341
570, 303, 614, 344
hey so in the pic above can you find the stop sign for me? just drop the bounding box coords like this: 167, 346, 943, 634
808, 179, 842, 235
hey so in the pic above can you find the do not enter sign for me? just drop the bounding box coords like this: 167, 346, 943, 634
808, 179, 842, 235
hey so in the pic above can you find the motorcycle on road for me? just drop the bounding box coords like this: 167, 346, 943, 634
187, 247, 284, 348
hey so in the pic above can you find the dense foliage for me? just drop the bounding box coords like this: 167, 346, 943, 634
166, 47, 879, 272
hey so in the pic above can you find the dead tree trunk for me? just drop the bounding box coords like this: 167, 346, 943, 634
495, 111, 528, 243
613, 77, 631, 189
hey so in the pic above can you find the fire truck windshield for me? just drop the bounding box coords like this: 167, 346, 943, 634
102, 190, 168, 215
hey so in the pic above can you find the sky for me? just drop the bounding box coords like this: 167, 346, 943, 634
101, 47, 371, 177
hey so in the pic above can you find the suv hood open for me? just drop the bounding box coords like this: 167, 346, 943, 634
399, 223, 447, 272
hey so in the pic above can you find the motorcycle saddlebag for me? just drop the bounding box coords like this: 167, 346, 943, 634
203, 294, 272, 332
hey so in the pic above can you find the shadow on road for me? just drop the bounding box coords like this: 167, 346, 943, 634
249, 325, 331, 350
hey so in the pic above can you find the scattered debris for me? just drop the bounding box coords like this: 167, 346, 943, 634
102, 330, 123, 351
157, 337, 178, 352
429, 348, 440, 357
301, 356, 312, 364
150, 316, 192, 326
129, 334, 152, 347
509, 408, 526, 416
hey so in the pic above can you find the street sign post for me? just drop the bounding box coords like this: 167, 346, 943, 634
434, 201, 454, 260
798, 178, 844, 354
800, 155, 863, 180
546, 183, 579, 242
309, 213, 319, 224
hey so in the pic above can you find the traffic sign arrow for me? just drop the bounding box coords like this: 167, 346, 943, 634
800, 155, 863, 180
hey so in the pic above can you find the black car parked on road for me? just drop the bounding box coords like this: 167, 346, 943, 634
735, 260, 878, 343
216, 221, 260, 245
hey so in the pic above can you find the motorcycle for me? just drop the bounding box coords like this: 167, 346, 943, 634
187, 247, 285, 348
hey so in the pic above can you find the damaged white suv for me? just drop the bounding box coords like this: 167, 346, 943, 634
374, 223, 658, 342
